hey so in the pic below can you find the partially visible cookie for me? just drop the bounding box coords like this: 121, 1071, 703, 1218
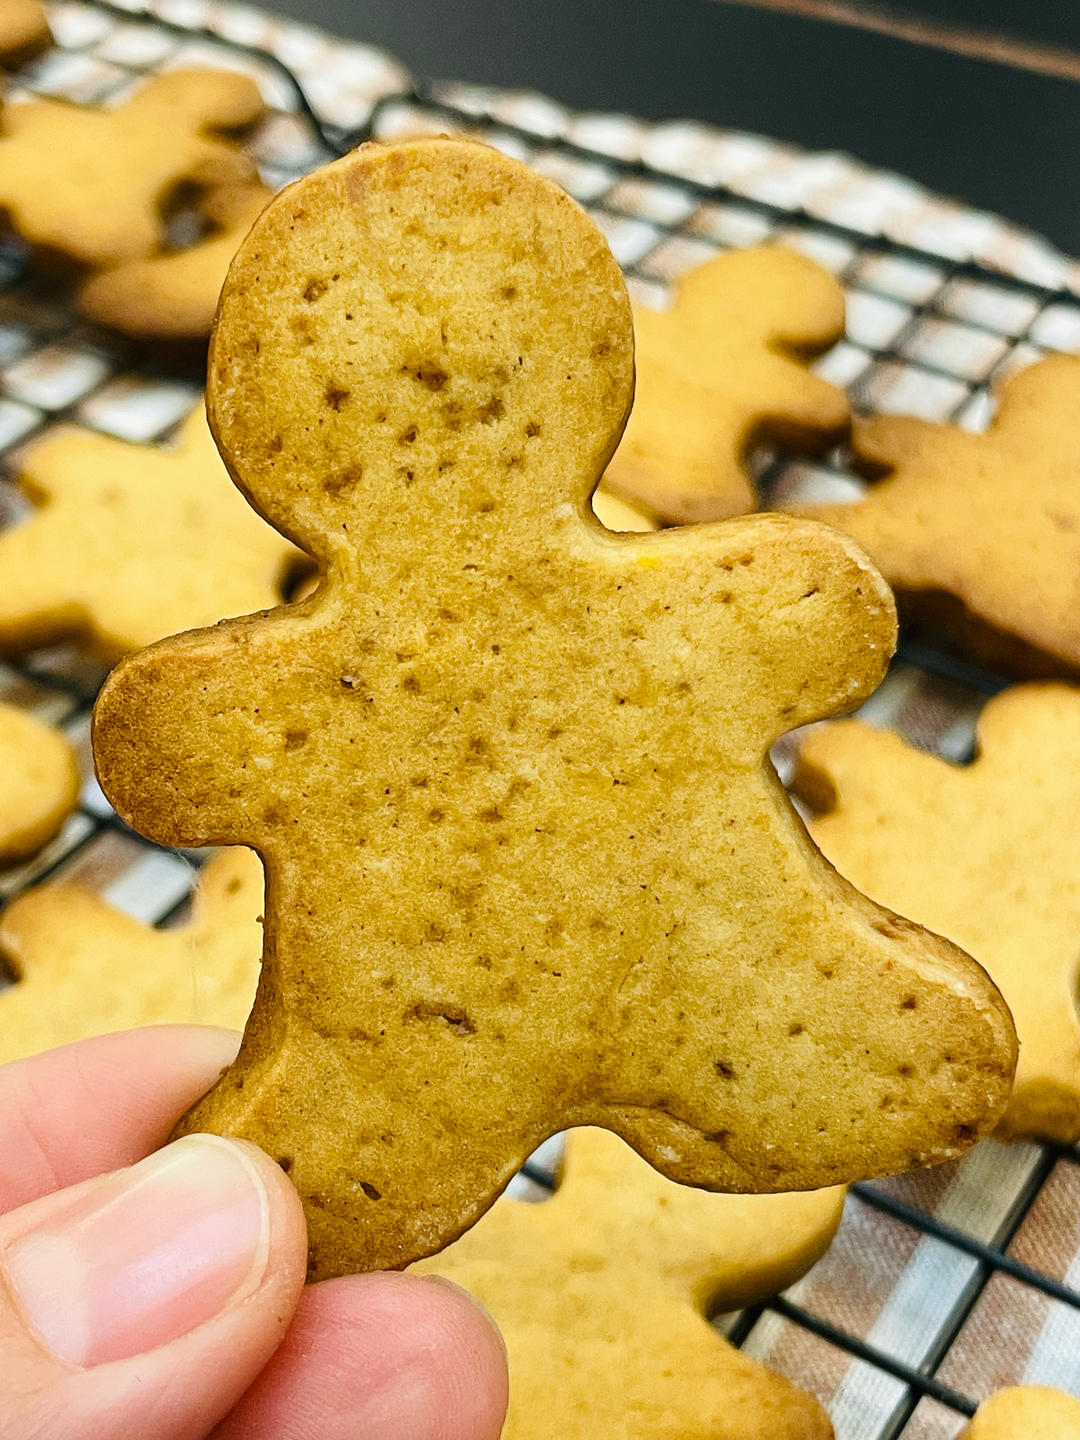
962, 1386, 1080, 1439
0, 405, 302, 662
590, 485, 658, 533
417, 1127, 841, 1439
794, 354, 1080, 676
0, 67, 264, 268
0, 848, 261, 1063
0, 0, 51, 65
602, 246, 850, 525
79, 182, 272, 340
0, 703, 79, 865
795, 684, 1080, 1144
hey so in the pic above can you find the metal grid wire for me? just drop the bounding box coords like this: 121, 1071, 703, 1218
2, 4, 1080, 1435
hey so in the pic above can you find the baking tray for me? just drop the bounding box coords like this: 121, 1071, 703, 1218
3, 5, 1080, 1435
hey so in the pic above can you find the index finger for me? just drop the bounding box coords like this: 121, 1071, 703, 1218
0, 1025, 239, 1214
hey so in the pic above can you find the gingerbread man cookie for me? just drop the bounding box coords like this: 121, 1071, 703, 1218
0, 0, 51, 65
795, 684, 1080, 1144
0, 848, 261, 1063
601, 246, 850, 526
94, 138, 1015, 1279
0, 702, 79, 866
416, 1127, 842, 1439
0, 405, 302, 662
962, 1386, 1080, 1439
796, 354, 1080, 676
79, 182, 272, 341
0, 67, 264, 268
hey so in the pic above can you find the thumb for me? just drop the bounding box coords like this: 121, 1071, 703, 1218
0, 1133, 306, 1440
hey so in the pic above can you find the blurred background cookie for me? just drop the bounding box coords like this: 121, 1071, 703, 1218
793, 355, 1080, 677
0, 848, 261, 1063
0, 406, 305, 663
0, 67, 264, 268
0, 703, 79, 866
0, 0, 51, 66
78, 182, 273, 341
417, 1128, 843, 1440
601, 246, 850, 525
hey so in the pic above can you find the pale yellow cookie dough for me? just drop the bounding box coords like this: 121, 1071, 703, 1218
962, 1386, 1080, 1439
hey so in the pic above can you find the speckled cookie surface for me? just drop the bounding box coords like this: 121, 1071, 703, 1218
94, 138, 1015, 1280
0, 703, 79, 866
0, 0, 51, 64
962, 1386, 1080, 1439
795, 354, 1080, 676
0, 405, 301, 662
0, 848, 261, 1064
601, 246, 850, 525
79, 182, 272, 340
416, 1128, 842, 1439
795, 684, 1080, 1145
0, 68, 263, 267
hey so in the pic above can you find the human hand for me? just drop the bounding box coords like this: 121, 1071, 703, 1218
0, 1026, 508, 1439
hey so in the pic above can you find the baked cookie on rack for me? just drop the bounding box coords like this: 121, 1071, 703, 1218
95, 137, 1015, 1280
0, 405, 303, 662
795, 683, 1080, 1144
0, 703, 79, 866
0, 68, 264, 267
417, 1127, 841, 1440
961, 1385, 1080, 1438
79, 182, 272, 340
794, 354, 1080, 676
601, 246, 850, 525
0, 0, 51, 65
0, 848, 261, 1063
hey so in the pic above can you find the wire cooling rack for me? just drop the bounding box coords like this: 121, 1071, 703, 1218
3, 5, 1080, 1437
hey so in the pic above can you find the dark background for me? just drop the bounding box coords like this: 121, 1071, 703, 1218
259, 0, 1080, 254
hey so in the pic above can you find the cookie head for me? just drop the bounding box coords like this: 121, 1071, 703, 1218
600, 245, 849, 525
208, 138, 634, 554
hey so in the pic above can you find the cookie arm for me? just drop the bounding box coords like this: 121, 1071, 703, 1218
129, 68, 266, 132
852, 412, 967, 474
790, 417, 970, 577
990, 352, 1080, 450
792, 719, 939, 818
78, 234, 239, 339
701, 513, 897, 743
93, 623, 259, 848
183, 137, 259, 190
755, 359, 850, 453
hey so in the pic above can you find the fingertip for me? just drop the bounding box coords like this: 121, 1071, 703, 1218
391, 1272, 510, 1435
0, 1132, 309, 1440
214, 1269, 508, 1440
